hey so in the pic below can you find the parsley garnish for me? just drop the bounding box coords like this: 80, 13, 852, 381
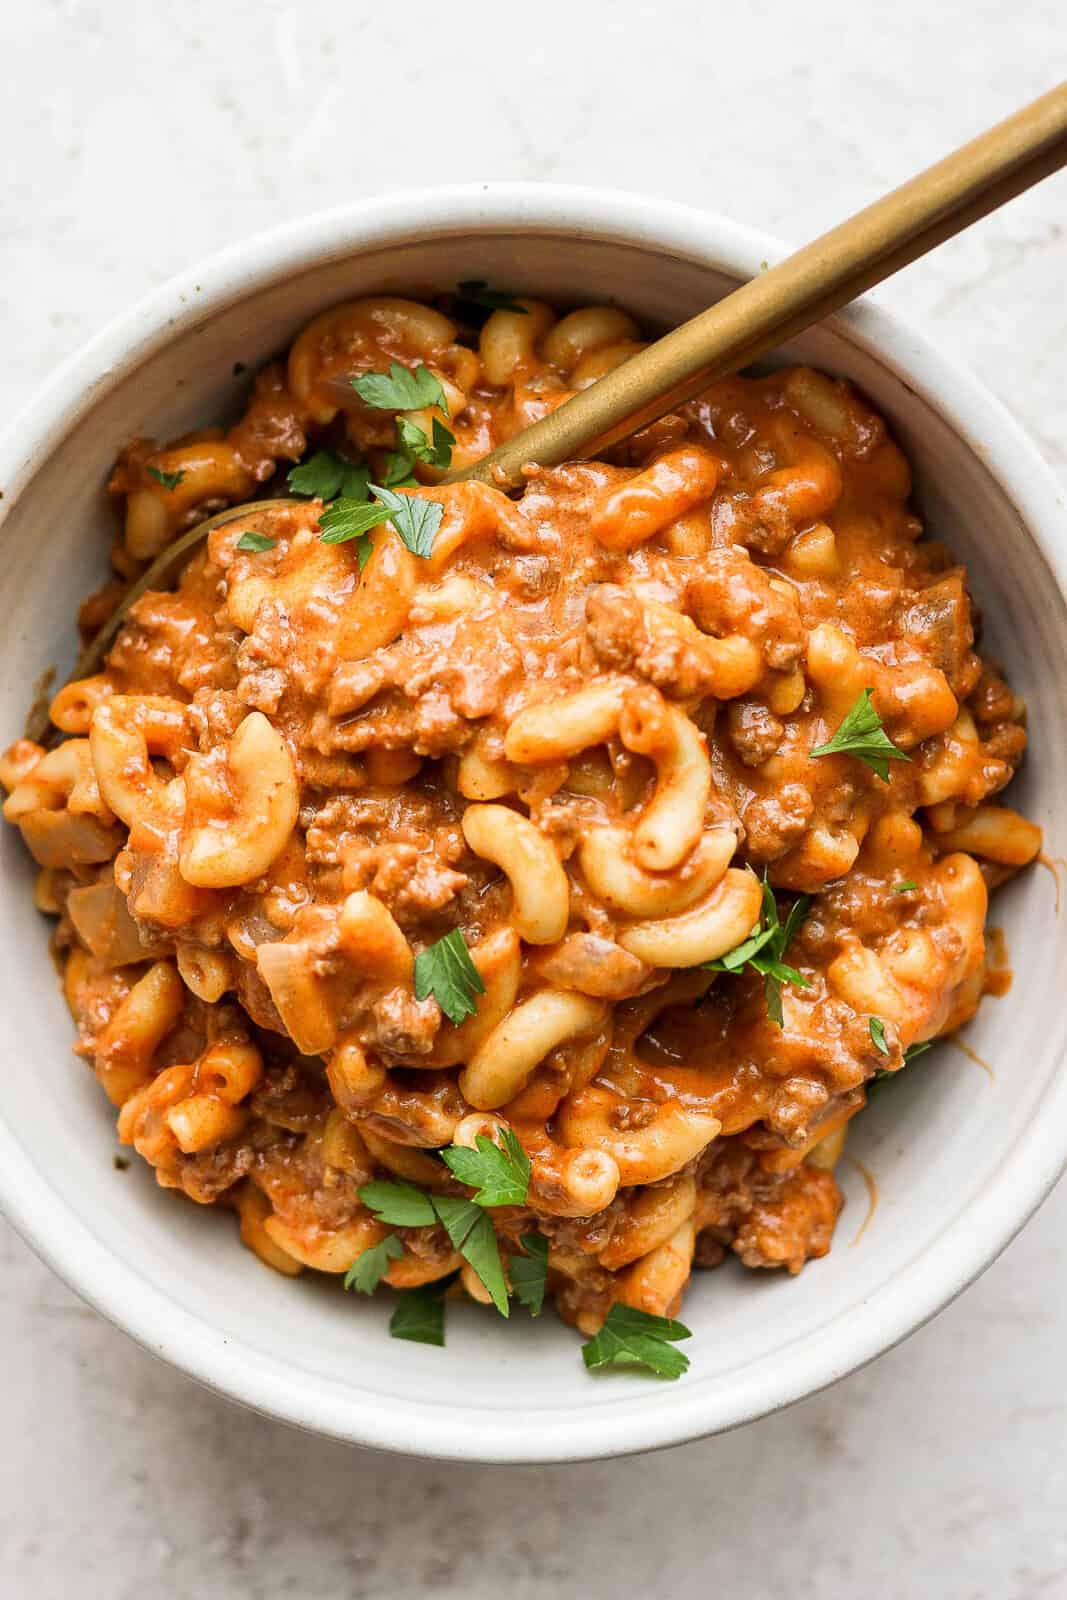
301, 368, 453, 561
413, 928, 486, 1024
810, 689, 910, 783
428, 417, 456, 468
356, 1129, 533, 1316
892, 880, 918, 893
381, 451, 420, 488
147, 465, 185, 491
396, 415, 455, 471
456, 280, 528, 315
344, 1234, 403, 1294
581, 1304, 692, 1380
433, 1196, 510, 1316
358, 1180, 437, 1228
396, 417, 429, 465
235, 530, 277, 553
368, 484, 444, 558
510, 1234, 549, 1317
869, 1037, 934, 1090
318, 498, 392, 546
316, 500, 386, 569
288, 449, 370, 503
317, 485, 443, 561
353, 1148, 691, 1353
441, 1127, 530, 1207
384, 413, 454, 481
352, 361, 449, 415
869, 1016, 890, 1056
389, 1280, 451, 1346
357, 1166, 510, 1316
353, 535, 375, 571
706, 875, 810, 1027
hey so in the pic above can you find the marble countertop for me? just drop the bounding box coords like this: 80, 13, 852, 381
2, 3, 1065, 1595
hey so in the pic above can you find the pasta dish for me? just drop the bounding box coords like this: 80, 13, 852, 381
1, 287, 1041, 1375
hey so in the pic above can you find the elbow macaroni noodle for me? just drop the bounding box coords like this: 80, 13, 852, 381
2, 289, 1040, 1337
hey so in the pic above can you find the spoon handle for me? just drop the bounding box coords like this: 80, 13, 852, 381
447, 80, 1067, 489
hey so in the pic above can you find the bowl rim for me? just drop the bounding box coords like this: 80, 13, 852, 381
2, 180, 1066, 1463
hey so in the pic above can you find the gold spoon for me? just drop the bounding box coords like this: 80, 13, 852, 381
28, 78, 1067, 745
26, 501, 295, 743
448, 77, 1067, 486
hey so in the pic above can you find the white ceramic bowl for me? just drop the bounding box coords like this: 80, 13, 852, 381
2, 184, 1066, 1464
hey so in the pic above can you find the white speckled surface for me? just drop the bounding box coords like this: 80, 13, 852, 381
2, 2, 1066, 1594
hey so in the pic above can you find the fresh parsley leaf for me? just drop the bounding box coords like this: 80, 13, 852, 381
510, 1234, 549, 1317
352, 1133, 531, 1319
457, 1212, 509, 1317
358, 1179, 437, 1228
456, 280, 528, 315
341, 462, 373, 502
892, 880, 918, 893
905, 1039, 932, 1061
388, 417, 455, 487
357, 1172, 511, 1315
428, 416, 456, 469
381, 450, 420, 488
235, 531, 276, 553
288, 449, 370, 503
757, 889, 811, 1024
397, 415, 456, 471
344, 1233, 403, 1295
367, 483, 445, 559
581, 1304, 692, 1380
389, 1281, 449, 1346
869, 1016, 890, 1056
352, 361, 449, 416
287, 450, 344, 500
147, 465, 185, 491
431, 1194, 482, 1249
318, 498, 392, 546
441, 1128, 530, 1208
431, 1196, 509, 1316
762, 970, 788, 1029
810, 689, 911, 783
706, 874, 810, 1027
395, 417, 428, 462
709, 920, 778, 974
318, 483, 444, 559
357, 1172, 511, 1313
777, 891, 811, 957
413, 928, 486, 1024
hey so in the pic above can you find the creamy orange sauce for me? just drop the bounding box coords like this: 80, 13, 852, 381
846, 1155, 879, 1245
1037, 851, 1064, 915
983, 926, 1012, 998
949, 1035, 996, 1082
